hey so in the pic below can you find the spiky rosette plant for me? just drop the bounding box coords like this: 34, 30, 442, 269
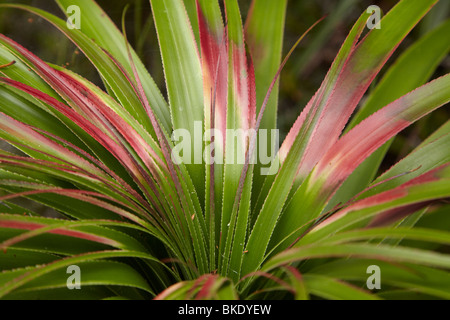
0, 0, 449, 300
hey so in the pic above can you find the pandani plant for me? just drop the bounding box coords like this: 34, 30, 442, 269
0, 0, 449, 300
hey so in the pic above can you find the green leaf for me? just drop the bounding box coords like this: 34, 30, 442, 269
0, 248, 58, 270
1, 260, 154, 298
245, 0, 287, 214
318, 227, 450, 247
56, 0, 172, 133
0, 45, 59, 100
0, 86, 80, 149
196, 0, 226, 272
155, 274, 238, 300
150, 0, 205, 203
300, 167, 450, 246
303, 275, 380, 300
0, 47, 128, 177
329, 18, 450, 210
245, 0, 286, 138
263, 243, 450, 275
0, 4, 160, 140
242, 10, 373, 278
282, 266, 309, 300
0, 214, 154, 254
310, 259, 450, 300
0, 250, 158, 298
360, 130, 450, 199
3, 286, 113, 300
274, 73, 450, 253
219, 0, 255, 280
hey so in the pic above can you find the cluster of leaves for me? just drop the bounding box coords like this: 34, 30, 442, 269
0, 0, 449, 300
